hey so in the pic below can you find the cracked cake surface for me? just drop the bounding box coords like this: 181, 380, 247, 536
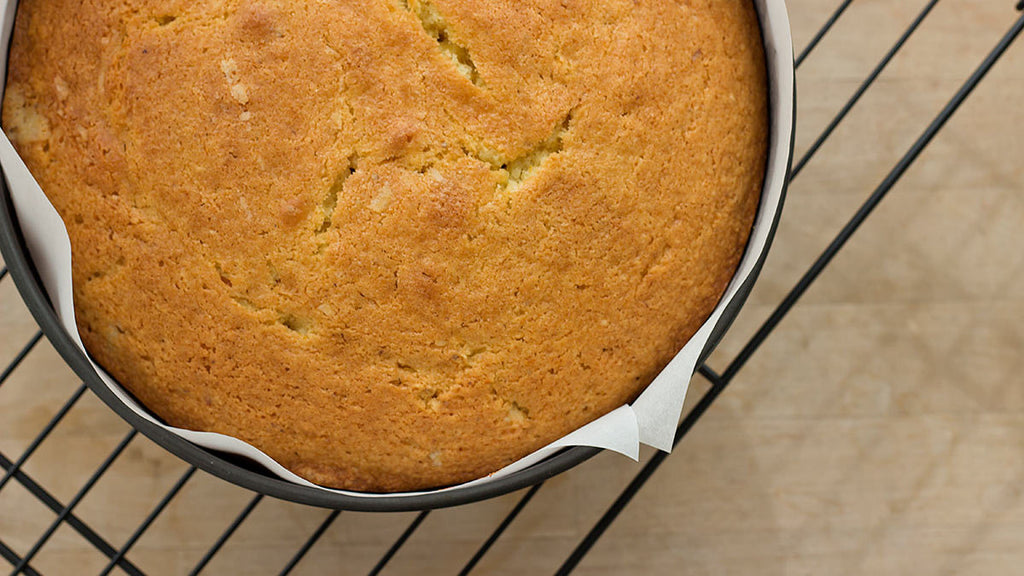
3, 0, 768, 491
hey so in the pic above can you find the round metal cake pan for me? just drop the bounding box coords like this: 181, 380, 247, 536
0, 1, 794, 511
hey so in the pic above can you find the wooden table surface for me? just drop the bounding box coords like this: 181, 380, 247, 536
2, 0, 1023, 574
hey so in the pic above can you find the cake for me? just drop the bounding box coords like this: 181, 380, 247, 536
2, 0, 768, 492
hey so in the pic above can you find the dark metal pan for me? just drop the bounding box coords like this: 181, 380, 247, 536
0, 1, 793, 511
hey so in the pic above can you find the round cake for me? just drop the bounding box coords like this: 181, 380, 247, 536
3, 0, 768, 491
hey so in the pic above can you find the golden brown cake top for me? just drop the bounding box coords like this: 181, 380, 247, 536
3, 0, 767, 491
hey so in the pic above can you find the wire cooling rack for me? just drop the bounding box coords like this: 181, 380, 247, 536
2, 1, 1023, 574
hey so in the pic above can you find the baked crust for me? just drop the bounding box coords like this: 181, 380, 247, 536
3, 0, 767, 491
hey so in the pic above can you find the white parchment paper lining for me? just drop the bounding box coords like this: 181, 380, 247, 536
0, 0, 793, 498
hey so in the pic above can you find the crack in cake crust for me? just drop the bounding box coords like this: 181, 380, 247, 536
398, 0, 484, 87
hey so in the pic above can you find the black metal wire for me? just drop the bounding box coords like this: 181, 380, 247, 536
720, 8, 1024, 386
696, 363, 722, 387
0, 267, 8, 284
459, 484, 543, 576
0, 332, 42, 390
277, 510, 341, 576
554, 388, 717, 576
187, 494, 264, 576
795, 0, 854, 68
367, 511, 431, 576
97, 467, 197, 576
0, 383, 87, 493
10, 430, 137, 575
0, 452, 145, 576
0, 543, 37, 576
791, 0, 942, 178
552, 12, 1024, 575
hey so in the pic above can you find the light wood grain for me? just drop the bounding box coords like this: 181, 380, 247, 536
2, 0, 1024, 574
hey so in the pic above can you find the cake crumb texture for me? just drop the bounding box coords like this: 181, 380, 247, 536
3, 0, 767, 491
